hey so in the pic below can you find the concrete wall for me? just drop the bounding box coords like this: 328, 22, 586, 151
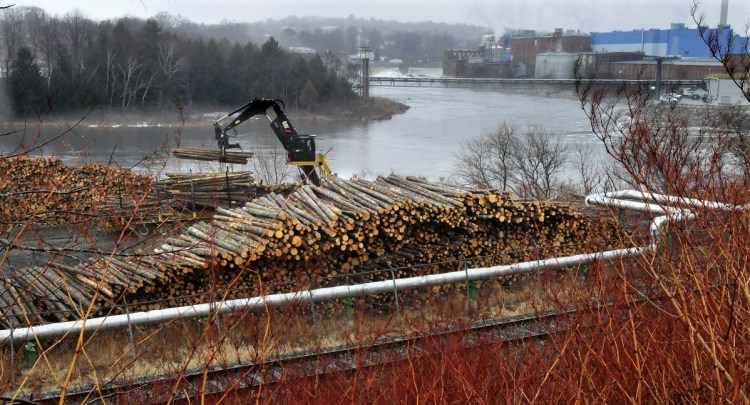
705, 77, 750, 105
535, 53, 579, 79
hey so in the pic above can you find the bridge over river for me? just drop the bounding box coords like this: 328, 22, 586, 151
368, 76, 703, 91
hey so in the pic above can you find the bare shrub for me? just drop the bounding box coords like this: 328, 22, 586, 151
453, 128, 505, 190
510, 126, 568, 199
248, 142, 292, 185
454, 122, 568, 198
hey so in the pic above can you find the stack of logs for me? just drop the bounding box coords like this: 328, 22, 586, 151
3, 175, 623, 326
0, 156, 153, 227
155, 172, 287, 208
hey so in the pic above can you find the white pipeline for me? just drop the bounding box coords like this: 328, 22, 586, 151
0, 247, 645, 345
0, 189, 734, 345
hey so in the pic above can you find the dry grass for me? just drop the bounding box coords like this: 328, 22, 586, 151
0, 268, 579, 397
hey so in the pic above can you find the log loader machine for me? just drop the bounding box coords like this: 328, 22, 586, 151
213, 98, 332, 186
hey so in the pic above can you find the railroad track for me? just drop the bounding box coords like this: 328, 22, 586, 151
32, 307, 574, 404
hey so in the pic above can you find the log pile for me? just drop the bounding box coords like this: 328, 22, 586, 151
0, 255, 167, 325
155, 172, 288, 208
3, 175, 624, 324
0, 156, 153, 227
172, 148, 253, 164
100, 194, 187, 233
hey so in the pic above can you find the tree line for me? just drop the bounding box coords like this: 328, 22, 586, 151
278, 25, 459, 64
1, 7, 357, 117
172, 15, 486, 64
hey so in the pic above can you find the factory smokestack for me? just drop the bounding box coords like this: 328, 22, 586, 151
720, 0, 729, 26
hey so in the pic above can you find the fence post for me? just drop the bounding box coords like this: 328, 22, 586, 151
209, 283, 222, 336
308, 279, 319, 340
24, 341, 36, 369
342, 297, 354, 323
461, 254, 478, 304
389, 268, 401, 318
123, 297, 137, 362
578, 264, 589, 280
532, 239, 543, 283
9, 317, 14, 381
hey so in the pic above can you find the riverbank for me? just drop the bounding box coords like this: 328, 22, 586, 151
0, 96, 410, 130
291, 96, 410, 121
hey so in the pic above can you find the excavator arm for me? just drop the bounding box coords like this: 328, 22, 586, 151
213, 98, 328, 186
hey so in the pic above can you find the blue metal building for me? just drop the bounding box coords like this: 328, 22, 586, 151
591, 23, 744, 58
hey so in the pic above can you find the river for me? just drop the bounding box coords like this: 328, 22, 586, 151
1, 87, 604, 181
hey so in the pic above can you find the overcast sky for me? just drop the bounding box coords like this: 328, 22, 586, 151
6, 0, 750, 34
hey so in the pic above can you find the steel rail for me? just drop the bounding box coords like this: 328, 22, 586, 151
37, 307, 581, 403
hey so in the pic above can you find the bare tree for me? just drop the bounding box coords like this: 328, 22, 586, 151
454, 122, 568, 198
30, 10, 59, 87
510, 127, 568, 199
249, 142, 293, 185
486, 122, 518, 192
454, 135, 495, 189
60, 9, 90, 74
454, 124, 517, 190
567, 142, 608, 196
715, 105, 750, 175
579, 74, 730, 193
692, 2, 750, 101
119, 56, 143, 110
158, 40, 188, 89
0, 7, 24, 75
692, 2, 750, 180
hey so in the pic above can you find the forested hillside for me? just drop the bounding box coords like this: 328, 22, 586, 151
0, 8, 353, 116
1, 7, 488, 117
158, 14, 488, 62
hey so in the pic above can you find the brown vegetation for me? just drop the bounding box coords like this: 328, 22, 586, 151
4, 4, 750, 400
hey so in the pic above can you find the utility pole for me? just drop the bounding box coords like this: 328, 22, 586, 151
655, 56, 663, 100
644, 55, 678, 101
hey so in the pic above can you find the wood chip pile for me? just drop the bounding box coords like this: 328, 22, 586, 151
4, 175, 622, 326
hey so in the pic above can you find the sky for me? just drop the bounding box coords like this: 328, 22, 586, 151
6, 0, 750, 34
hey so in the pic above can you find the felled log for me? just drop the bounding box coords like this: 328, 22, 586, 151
172, 148, 253, 164
0, 173, 623, 325
155, 171, 281, 207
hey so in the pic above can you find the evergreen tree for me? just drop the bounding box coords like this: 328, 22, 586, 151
299, 79, 320, 107
8, 47, 47, 116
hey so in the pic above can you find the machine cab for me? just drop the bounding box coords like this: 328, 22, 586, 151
288, 135, 316, 163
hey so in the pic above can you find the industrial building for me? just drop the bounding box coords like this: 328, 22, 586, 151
442, 0, 745, 82
574, 52, 722, 81
589, 23, 743, 58
510, 29, 591, 77
590, 0, 744, 58
442, 34, 511, 78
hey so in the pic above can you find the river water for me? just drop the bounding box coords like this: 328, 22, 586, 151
1, 87, 604, 181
